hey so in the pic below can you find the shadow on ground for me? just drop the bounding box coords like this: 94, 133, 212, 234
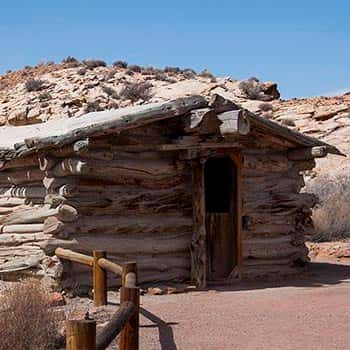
205, 260, 350, 293
136, 260, 350, 350
140, 307, 178, 350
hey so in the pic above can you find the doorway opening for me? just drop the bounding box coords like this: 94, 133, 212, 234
204, 156, 238, 280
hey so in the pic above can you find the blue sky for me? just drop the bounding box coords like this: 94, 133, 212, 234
0, 0, 349, 98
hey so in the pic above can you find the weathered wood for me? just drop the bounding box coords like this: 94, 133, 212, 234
0, 197, 27, 206
0, 185, 46, 199
122, 262, 137, 288
93, 250, 107, 306
190, 159, 206, 287
119, 287, 140, 350
0, 168, 44, 185
7, 96, 206, 159
38, 155, 57, 171
0, 233, 49, 246
66, 319, 96, 350
0, 223, 44, 233
0, 205, 58, 225
0, 156, 38, 170
44, 215, 192, 236
96, 301, 135, 350
55, 247, 93, 266
98, 258, 122, 275
242, 237, 300, 259
288, 146, 328, 160
47, 233, 191, 255
74, 140, 114, 161
208, 93, 240, 113
217, 110, 250, 135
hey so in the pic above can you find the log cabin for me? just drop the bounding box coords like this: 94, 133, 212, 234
0, 94, 342, 287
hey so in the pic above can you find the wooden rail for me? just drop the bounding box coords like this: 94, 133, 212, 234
55, 247, 139, 350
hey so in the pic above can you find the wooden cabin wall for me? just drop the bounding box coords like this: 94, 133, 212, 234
0, 156, 49, 273
39, 122, 194, 287
240, 148, 317, 279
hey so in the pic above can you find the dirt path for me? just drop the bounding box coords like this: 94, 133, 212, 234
138, 260, 350, 350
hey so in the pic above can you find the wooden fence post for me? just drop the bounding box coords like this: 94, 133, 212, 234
119, 286, 140, 350
93, 250, 107, 306
66, 319, 96, 350
122, 261, 137, 287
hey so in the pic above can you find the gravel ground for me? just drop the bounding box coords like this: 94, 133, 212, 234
137, 260, 350, 350
4, 259, 350, 349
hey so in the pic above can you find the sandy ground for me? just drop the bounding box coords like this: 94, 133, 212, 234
20, 257, 350, 349
136, 259, 350, 350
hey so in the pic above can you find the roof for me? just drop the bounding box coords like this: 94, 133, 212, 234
0, 94, 343, 161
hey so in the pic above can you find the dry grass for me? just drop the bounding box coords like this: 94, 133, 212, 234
119, 81, 153, 102
0, 280, 60, 350
239, 77, 270, 101
306, 171, 350, 242
25, 78, 45, 92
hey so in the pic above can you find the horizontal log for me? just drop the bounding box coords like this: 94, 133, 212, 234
66, 268, 190, 287
55, 247, 93, 266
98, 258, 122, 275
48, 157, 185, 178
74, 140, 114, 161
243, 237, 301, 259
66, 254, 190, 274
45, 232, 191, 256
288, 146, 328, 160
0, 233, 49, 246
0, 205, 58, 225
43, 215, 192, 236
0, 156, 38, 170
0, 197, 28, 207
0, 204, 77, 225
0, 168, 44, 185
17, 96, 207, 156
0, 186, 46, 199
0, 223, 44, 233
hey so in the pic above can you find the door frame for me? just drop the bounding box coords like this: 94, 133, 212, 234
190, 150, 243, 287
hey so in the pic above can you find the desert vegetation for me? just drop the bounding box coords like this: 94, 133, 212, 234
0, 280, 61, 350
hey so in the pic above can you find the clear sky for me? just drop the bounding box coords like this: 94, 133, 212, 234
1, 0, 349, 98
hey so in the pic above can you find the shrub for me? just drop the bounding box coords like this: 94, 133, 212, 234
119, 82, 153, 102
102, 85, 118, 98
39, 92, 52, 102
280, 118, 296, 127
84, 101, 103, 113
306, 172, 350, 242
25, 79, 45, 92
113, 60, 128, 68
164, 66, 181, 73
62, 56, 79, 64
199, 69, 216, 81
128, 64, 142, 73
238, 77, 268, 100
83, 59, 107, 69
154, 71, 170, 81
0, 280, 60, 350
77, 67, 87, 75
62, 56, 80, 68
259, 102, 273, 112
182, 68, 197, 79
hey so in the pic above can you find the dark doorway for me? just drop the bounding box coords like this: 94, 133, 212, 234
205, 156, 237, 280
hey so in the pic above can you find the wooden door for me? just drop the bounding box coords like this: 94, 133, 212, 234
204, 156, 238, 280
